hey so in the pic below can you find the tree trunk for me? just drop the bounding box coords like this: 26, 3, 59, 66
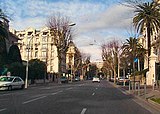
114, 68, 117, 84
58, 50, 62, 84
133, 60, 135, 90
147, 23, 151, 69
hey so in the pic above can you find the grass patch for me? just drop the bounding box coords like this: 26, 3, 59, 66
151, 98, 160, 104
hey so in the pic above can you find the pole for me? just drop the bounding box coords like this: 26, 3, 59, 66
118, 53, 120, 79
133, 60, 135, 91
144, 81, 146, 99
71, 64, 72, 82
25, 44, 29, 88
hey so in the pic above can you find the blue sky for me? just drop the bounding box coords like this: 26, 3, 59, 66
0, 0, 150, 61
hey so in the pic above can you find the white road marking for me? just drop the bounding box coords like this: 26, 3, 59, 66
92, 93, 95, 96
22, 96, 46, 104
51, 90, 63, 95
96, 88, 98, 90
81, 108, 87, 114
0, 108, 7, 112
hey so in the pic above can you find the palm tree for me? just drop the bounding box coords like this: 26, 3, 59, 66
0, 9, 9, 39
133, 1, 160, 62
0, 9, 9, 67
122, 37, 146, 86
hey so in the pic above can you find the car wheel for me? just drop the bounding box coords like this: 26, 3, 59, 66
8, 86, 12, 91
21, 84, 24, 89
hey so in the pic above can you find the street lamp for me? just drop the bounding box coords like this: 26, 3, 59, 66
25, 23, 76, 88
25, 35, 34, 88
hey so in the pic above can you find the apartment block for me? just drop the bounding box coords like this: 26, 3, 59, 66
11, 27, 59, 75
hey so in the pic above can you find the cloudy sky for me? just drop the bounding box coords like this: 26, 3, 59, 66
0, 0, 150, 61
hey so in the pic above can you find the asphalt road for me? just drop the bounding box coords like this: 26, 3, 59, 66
0, 80, 158, 114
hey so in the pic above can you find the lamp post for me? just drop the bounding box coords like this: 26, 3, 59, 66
25, 46, 29, 88
25, 35, 33, 88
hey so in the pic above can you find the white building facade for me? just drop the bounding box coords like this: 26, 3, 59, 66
10, 27, 59, 77
138, 0, 160, 86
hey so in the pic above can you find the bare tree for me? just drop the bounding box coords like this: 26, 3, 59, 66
47, 13, 74, 81
80, 52, 91, 79
102, 40, 120, 84
73, 47, 82, 75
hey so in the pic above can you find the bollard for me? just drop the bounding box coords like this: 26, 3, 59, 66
123, 80, 126, 86
144, 82, 146, 99
138, 81, 140, 96
129, 81, 130, 92
135, 82, 138, 95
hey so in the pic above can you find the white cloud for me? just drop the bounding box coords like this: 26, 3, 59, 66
78, 4, 134, 33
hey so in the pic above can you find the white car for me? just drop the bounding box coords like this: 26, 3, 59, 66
0, 76, 24, 90
92, 77, 100, 83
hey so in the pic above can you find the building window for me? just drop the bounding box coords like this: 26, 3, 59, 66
42, 51, 46, 57
28, 32, 33, 36
35, 38, 39, 42
42, 44, 47, 49
50, 66, 53, 71
51, 52, 54, 57
35, 51, 38, 58
42, 37, 47, 42
19, 34, 25, 37
26, 51, 31, 57
51, 37, 54, 42
20, 45, 23, 50
42, 32, 48, 36
51, 44, 54, 50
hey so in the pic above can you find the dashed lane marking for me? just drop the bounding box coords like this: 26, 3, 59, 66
22, 96, 46, 104
81, 108, 87, 114
92, 93, 95, 96
0, 108, 7, 112
51, 90, 63, 95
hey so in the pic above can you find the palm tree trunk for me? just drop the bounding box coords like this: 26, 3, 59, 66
133, 60, 136, 90
147, 23, 151, 68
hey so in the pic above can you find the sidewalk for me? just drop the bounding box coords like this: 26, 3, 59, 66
119, 84, 160, 112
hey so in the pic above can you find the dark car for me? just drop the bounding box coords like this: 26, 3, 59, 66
74, 76, 80, 81
60, 77, 68, 83
116, 77, 130, 85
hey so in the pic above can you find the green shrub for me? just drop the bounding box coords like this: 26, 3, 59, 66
151, 98, 160, 104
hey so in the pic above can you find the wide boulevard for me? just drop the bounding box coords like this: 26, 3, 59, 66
0, 80, 158, 114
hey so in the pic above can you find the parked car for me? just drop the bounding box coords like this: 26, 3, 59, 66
60, 77, 68, 83
116, 77, 130, 85
109, 77, 114, 82
92, 76, 100, 83
0, 76, 24, 90
74, 76, 80, 81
